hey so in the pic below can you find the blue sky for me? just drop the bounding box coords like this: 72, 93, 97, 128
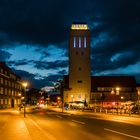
0, 0, 140, 88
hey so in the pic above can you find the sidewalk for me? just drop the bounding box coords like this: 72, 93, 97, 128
0, 109, 31, 140
0, 108, 55, 140
47, 106, 140, 126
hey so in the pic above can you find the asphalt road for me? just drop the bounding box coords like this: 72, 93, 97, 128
0, 108, 140, 140
25, 108, 140, 140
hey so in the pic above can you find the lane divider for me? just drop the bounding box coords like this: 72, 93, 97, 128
56, 115, 63, 119
104, 128, 140, 140
72, 120, 85, 125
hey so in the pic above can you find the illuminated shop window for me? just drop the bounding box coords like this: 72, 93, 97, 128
74, 37, 76, 48
84, 37, 86, 48
79, 37, 81, 48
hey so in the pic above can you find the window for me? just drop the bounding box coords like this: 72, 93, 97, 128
5, 99, 7, 104
77, 80, 82, 83
78, 67, 82, 71
78, 94, 81, 98
81, 52, 84, 56
5, 88, 7, 95
79, 37, 81, 48
1, 99, 3, 104
0, 68, 3, 73
76, 51, 78, 55
66, 93, 68, 98
74, 37, 76, 48
84, 37, 87, 48
0, 78, 3, 84
5, 80, 7, 85
0, 87, 3, 94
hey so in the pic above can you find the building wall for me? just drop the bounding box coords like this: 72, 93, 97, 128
65, 23, 91, 103
0, 62, 22, 108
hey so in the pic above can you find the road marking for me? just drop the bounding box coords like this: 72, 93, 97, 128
56, 115, 63, 118
72, 120, 85, 125
104, 128, 140, 140
29, 117, 57, 140
62, 113, 71, 116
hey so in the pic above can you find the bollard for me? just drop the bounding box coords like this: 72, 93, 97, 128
129, 110, 131, 116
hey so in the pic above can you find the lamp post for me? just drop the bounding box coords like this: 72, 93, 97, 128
71, 95, 74, 102
22, 82, 28, 117
138, 91, 140, 115
116, 87, 120, 114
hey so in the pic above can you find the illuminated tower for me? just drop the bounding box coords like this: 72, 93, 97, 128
68, 23, 91, 103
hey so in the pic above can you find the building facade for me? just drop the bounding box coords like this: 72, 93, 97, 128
64, 23, 91, 103
0, 62, 22, 108
63, 23, 138, 107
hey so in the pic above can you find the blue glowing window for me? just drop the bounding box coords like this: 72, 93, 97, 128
74, 37, 76, 48
79, 37, 81, 48
84, 37, 86, 48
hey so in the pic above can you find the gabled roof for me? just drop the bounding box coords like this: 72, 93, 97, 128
63, 75, 137, 91
91, 76, 136, 88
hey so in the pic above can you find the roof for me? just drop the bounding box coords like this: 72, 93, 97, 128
91, 76, 136, 88
63, 75, 137, 91
0, 61, 21, 79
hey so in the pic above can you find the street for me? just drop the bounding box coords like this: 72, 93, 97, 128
0, 108, 140, 140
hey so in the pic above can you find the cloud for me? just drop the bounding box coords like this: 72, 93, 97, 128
0, 50, 11, 61
13, 69, 61, 88
34, 60, 68, 70
1, 0, 140, 87
7, 59, 33, 66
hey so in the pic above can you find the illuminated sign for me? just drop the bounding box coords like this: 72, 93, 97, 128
71, 24, 89, 30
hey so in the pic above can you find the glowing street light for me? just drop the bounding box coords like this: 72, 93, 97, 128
22, 82, 28, 117
121, 96, 124, 100
116, 87, 120, 95
138, 91, 140, 115
116, 87, 120, 114
71, 95, 74, 102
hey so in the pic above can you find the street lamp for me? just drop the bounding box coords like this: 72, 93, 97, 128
22, 82, 28, 117
116, 87, 120, 114
138, 91, 140, 115
71, 95, 74, 102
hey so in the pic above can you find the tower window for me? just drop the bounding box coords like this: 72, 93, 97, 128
78, 67, 82, 71
79, 37, 81, 48
77, 80, 82, 83
84, 37, 86, 48
76, 51, 78, 55
74, 37, 76, 48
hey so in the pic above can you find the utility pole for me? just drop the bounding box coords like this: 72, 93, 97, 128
60, 80, 64, 113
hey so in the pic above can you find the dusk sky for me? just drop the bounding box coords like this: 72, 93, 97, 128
0, 0, 140, 89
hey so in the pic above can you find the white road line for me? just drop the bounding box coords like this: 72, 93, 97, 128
56, 115, 63, 119
62, 114, 71, 116
72, 120, 85, 125
104, 128, 140, 140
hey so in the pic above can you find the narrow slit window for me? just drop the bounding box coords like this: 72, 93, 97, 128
79, 37, 81, 48
74, 37, 76, 48
84, 37, 86, 48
